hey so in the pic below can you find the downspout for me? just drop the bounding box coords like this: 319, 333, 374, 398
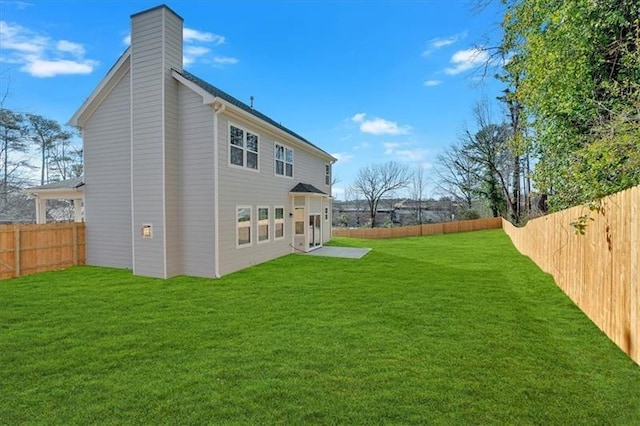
212, 100, 225, 278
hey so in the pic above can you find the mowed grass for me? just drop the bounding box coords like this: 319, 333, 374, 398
1, 230, 639, 424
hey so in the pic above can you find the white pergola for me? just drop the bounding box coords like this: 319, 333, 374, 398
25, 178, 85, 224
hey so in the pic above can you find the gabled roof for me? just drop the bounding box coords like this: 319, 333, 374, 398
69, 48, 336, 162
68, 48, 131, 127
290, 183, 327, 195
176, 70, 334, 159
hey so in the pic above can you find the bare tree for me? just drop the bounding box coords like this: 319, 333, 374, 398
352, 161, 411, 228
435, 142, 480, 209
0, 108, 30, 209
461, 101, 513, 218
410, 165, 429, 225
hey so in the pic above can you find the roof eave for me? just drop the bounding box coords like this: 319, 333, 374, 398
216, 97, 336, 162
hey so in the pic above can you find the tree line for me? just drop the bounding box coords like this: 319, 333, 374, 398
434, 0, 639, 224
0, 106, 82, 220
349, 1, 639, 228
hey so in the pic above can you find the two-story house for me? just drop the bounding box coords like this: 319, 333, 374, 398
69, 4, 336, 278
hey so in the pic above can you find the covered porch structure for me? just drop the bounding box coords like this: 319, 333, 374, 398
25, 178, 85, 224
289, 183, 332, 253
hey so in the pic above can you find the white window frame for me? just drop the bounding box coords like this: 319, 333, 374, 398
325, 164, 331, 186
257, 206, 270, 244
228, 122, 259, 172
236, 205, 252, 248
274, 206, 285, 240
274, 143, 294, 178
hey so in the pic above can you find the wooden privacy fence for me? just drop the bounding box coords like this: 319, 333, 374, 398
0, 222, 86, 280
503, 185, 639, 365
332, 217, 503, 239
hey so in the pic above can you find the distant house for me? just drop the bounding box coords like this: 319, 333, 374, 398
68, 5, 336, 278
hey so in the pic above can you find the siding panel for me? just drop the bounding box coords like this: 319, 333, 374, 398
83, 71, 132, 268
216, 111, 331, 276
176, 86, 216, 277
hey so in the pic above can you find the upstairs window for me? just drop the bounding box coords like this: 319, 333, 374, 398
325, 164, 331, 185
275, 144, 294, 177
230, 124, 259, 170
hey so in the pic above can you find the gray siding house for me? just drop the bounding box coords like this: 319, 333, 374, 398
69, 5, 336, 278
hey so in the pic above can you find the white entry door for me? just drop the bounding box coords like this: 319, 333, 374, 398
308, 214, 322, 249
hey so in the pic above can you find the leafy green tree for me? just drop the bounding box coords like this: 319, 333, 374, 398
500, 0, 640, 210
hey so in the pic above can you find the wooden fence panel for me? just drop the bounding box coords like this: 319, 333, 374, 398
332, 217, 502, 239
0, 223, 86, 280
503, 185, 639, 365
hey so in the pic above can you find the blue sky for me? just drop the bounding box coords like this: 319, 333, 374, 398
0, 0, 506, 199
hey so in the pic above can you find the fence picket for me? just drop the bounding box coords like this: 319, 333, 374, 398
503, 185, 639, 365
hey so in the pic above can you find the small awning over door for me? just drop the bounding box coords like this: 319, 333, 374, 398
289, 183, 327, 196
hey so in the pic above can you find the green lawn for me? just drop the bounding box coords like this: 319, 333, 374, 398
1, 230, 639, 424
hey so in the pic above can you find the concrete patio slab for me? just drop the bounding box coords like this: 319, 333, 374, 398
304, 246, 371, 259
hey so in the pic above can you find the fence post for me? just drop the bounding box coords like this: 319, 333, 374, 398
72, 223, 78, 265
14, 228, 20, 278
630, 186, 638, 363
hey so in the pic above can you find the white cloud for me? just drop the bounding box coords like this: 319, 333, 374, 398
56, 40, 85, 57
183, 28, 225, 45
122, 26, 235, 67
331, 152, 354, 163
422, 31, 467, 56
353, 141, 370, 150
395, 148, 429, 162
22, 59, 96, 77
383, 143, 430, 163
0, 21, 98, 78
351, 113, 411, 135
212, 56, 239, 65
423, 79, 442, 87
351, 112, 366, 123
3, 1, 33, 9
444, 48, 489, 75
383, 142, 402, 155
184, 46, 210, 66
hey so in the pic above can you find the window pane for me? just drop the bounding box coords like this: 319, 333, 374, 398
258, 208, 269, 221
259, 224, 269, 241
285, 148, 293, 163
275, 208, 284, 219
276, 159, 284, 175
238, 227, 251, 245
247, 133, 258, 152
230, 146, 243, 166
247, 152, 258, 169
285, 163, 293, 177
230, 126, 243, 147
275, 223, 284, 238
237, 207, 251, 222
295, 221, 304, 235
276, 145, 284, 160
